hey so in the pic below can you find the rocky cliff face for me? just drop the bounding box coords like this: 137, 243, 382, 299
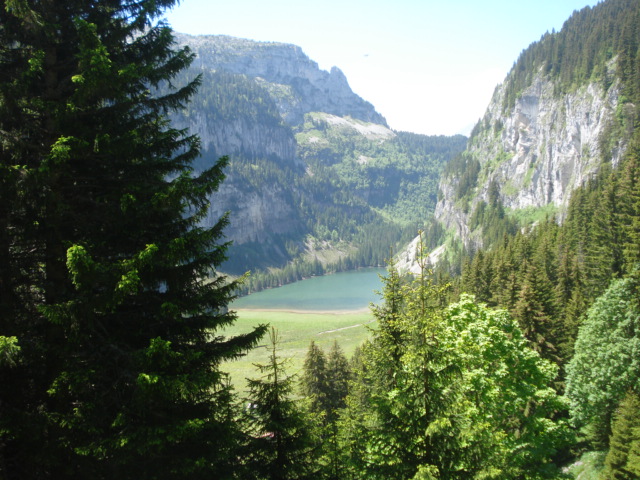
434, 71, 627, 247
203, 180, 300, 245
185, 112, 298, 164
175, 33, 387, 126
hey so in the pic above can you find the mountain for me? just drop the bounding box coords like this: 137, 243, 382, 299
414, 0, 640, 261
168, 34, 466, 278
178, 34, 387, 127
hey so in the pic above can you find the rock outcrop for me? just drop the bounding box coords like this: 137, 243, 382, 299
434, 71, 627, 247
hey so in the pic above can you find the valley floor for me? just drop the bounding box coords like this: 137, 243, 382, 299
223, 309, 374, 391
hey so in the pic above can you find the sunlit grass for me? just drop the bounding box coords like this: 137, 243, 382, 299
221, 309, 375, 392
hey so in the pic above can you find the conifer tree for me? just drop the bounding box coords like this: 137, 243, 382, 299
0, 1, 264, 478
321, 341, 350, 480
243, 328, 317, 480
325, 340, 350, 420
337, 343, 375, 478
513, 261, 559, 364
605, 390, 640, 480
370, 255, 406, 368
620, 139, 640, 267
300, 341, 329, 416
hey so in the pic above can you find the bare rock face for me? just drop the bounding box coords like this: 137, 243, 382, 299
474, 75, 622, 210
204, 181, 300, 245
434, 72, 626, 247
186, 113, 298, 165
176, 33, 387, 127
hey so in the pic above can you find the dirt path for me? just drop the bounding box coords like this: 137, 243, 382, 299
318, 320, 375, 335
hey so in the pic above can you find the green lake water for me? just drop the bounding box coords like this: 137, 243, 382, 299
232, 267, 386, 311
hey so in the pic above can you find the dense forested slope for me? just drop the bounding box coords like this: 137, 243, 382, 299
414, 0, 640, 477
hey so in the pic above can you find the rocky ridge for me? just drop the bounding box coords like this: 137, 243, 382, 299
175, 33, 387, 127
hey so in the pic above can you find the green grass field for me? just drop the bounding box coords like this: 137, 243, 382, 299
221, 309, 376, 392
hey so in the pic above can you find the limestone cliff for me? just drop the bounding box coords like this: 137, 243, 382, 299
434, 71, 627, 248
175, 33, 387, 126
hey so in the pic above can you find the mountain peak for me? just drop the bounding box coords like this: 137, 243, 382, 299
174, 33, 387, 126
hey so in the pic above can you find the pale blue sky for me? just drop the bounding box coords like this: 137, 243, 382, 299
164, 0, 601, 136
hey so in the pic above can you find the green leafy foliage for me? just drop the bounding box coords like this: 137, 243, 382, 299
0, 337, 20, 368
565, 275, 640, 447
340, 257, 570, 479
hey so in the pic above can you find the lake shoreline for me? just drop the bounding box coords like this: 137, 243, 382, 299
231, 267, 385, 312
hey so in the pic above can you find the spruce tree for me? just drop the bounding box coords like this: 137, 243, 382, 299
370, 255, 406, 368
513, 260, 560, 364
620, 139, 640, 267
243, 328, 317, 480
322, 341, 350, 480
300, 341, 329, 416
325, 340, 350, 420
605, 390, 640, 480
0, 1, 264, 478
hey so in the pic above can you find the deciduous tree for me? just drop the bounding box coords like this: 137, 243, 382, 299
566, 275, 640, 449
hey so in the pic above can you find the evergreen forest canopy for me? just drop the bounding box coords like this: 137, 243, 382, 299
1, 0, 640, 479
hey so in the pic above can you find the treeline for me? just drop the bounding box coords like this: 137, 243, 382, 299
237, 221, 418, 295
503, 0, 640, 112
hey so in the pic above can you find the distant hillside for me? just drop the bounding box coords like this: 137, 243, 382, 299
419, 5, 640, 475
168, 34, 466, 281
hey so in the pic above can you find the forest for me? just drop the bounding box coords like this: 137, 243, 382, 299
1, 0, 640, 479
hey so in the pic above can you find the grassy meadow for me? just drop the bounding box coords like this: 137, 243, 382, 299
221, 309, 375, 392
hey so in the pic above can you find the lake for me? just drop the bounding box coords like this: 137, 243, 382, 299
232, 267, 387, 311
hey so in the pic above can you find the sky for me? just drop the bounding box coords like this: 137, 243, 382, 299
163, 0, 602, 136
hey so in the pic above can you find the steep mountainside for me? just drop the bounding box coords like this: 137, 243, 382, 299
169, 34, 466, 276
435, 73, 624, 249
429, 0, 639, 252
177, 34, 386, 126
